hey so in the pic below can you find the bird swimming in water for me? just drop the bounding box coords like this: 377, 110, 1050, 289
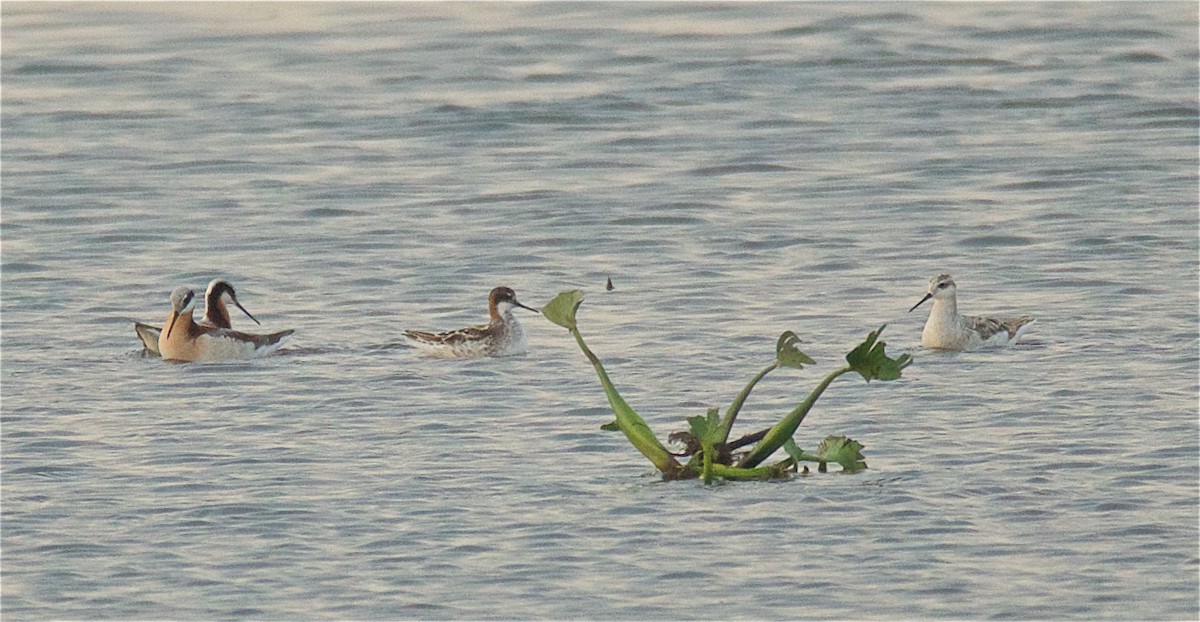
403, 286, 539, 358
157, 286, 293, 362
909, 274, 1035, 351
135, 279, 259, 356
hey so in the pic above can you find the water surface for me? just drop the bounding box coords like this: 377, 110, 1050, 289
2, 3, 1197, 619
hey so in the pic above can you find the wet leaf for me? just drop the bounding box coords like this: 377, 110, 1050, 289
542, 289, 584, 331
845, 324, 912, 382
815, 435, 867, 473
776, 331, 815, 369
716, 332, 813, 448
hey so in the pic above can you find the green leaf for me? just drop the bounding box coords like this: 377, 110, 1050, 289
542, 289, 585, 330
600, 420, 620, 432
740, 326, 907, 469
687, 407, 722, 445
815, 435, 867, 473
845, 324, 912, 382
688, 407, 722, 484
776, 331, 816, 369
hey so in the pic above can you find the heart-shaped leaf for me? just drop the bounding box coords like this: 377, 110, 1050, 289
542, 289, 585, 331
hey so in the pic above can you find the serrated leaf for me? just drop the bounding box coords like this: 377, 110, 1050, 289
542, 289, 585, 330
775, 331, 816, 369
845, 324, 913, 382
815, 434, 867, 473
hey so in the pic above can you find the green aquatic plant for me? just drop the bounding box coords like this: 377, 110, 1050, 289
543, 290, 911, 482
542, 290, 686, 478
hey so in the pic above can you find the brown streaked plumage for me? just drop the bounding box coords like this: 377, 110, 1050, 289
963, 315, 1034, 343
404, 286, 538, 358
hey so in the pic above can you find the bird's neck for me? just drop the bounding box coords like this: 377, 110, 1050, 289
931, 297, 958, 322
206, 298, 231, 328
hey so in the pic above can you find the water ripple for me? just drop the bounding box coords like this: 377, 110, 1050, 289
2, 2, 1195, 620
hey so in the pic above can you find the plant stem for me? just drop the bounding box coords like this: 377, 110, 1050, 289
716, 362, 777, 446
710, 462, 793, 481
736, 366, 853, 469
701, 440, 713, 484
725, 428, 769, 452
570, 328, 686, 479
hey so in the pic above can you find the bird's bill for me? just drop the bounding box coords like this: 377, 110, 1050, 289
908, 293, 932, 313
164, 311, 180, 339
233, 298, 261, 325
515, 300, 540, 313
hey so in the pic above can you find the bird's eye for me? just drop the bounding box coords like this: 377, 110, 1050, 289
937, 282, 948, 289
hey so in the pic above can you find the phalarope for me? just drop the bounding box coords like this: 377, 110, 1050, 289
404, 286, 539, 358
158, 286, 294, 362
909, 274, 1035, 351
135, 279, 260, 356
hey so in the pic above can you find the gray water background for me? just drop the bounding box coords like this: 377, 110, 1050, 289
2, 2, 1197, 619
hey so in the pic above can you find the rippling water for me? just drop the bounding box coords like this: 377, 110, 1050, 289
3, 3, 1197, 619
